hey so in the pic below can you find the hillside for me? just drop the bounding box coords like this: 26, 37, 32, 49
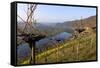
72, 16, 96, 28
35, 28, 96, 64
55, 15, 96, 29
21, 27, 96, 64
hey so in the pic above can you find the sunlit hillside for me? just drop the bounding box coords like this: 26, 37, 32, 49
21, 26, 96, 65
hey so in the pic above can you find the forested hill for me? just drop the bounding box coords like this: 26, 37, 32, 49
55, 15, 96, 29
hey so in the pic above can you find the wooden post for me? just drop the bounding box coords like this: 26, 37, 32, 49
72, 44, 75, 60
76, 44, 79, 61
45, 47, 47, 63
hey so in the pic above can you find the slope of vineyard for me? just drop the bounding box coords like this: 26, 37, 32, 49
21, 28, 96, 65
35, 28, 96, 64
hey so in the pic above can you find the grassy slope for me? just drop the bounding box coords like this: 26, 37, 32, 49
21, 28, 96, 65
35, 28, 96, 64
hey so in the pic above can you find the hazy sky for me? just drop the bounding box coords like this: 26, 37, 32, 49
17, 3, 96, 23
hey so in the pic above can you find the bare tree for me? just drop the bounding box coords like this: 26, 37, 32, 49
17, 4, 46, 64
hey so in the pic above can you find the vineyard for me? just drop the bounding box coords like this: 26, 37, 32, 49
21, 27, 96, 64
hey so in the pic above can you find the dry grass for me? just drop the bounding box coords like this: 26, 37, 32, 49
35, 29, 96, 64
18, 29, 97, 65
